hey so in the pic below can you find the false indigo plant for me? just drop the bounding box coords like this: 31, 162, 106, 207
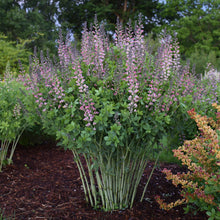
46, 18, 181, 210
16, 16, 219, 211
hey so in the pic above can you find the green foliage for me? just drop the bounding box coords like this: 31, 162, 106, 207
0, 34, 31, 76
0, 80, 36, 171
21, 0, 59, 54
58, 0, 161, 39
156, 105, 220, 219
0, 0, 27, 41
0, 0, 59, 56
157, 0, 220, 74
188, 50, 220, 75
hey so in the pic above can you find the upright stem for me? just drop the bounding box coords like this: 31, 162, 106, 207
72, 136, 157, 211
0, 139, 10, 172
84, 154, 97, 206
8, 127, 25, 164
140, 152, 160, 202
130, 154, 147, 208
72, 150, 94, 206
95, 170, 106, 209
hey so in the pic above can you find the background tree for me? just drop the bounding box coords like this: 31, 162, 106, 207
0, 0, 163, 50
21, 0, 59, 54
0, 34, 31, 76
0, 0, 59, 55
158, 0, 220, 74
0, 0, 27, 41
58, 0, 162, 40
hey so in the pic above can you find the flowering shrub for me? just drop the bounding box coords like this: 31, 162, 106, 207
12, 15, 219, 211
18, 18, 173, 210
0, 12, 212, 211
156, 103, 220, 219
0, 80, 35, 171
16, 17, 175, 209
163, 63, 220, 157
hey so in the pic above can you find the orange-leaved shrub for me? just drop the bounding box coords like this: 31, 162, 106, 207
155, 103, 220, 219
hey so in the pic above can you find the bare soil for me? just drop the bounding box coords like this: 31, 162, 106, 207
0, 142, 207, 219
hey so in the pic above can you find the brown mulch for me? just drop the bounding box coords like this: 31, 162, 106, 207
0, 142, 207, 220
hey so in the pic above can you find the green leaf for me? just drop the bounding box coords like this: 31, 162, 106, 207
67, 87, 74, 93
142, 123, 151, 133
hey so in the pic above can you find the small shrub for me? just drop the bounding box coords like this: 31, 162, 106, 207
0, 80, 35, 171
156, 103, 220, 219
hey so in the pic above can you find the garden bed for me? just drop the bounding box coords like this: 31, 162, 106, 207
0, 142, 207, 219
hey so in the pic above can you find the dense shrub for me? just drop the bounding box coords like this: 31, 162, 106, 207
0, 80, 35, 171
156, 104, 220, 219
0, 16, 219, 211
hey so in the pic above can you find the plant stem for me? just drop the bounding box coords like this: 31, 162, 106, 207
8, 127, 25, 164
84, 153, 97, 206
0, 139, 10, 172
72, 150, 94, 206
140, 151, 160, 202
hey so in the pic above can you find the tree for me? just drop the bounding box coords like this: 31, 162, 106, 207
58, 0, 162, 39
0, 34, 31, 76
157, 0, 220, 73
0, 0, 27, 41
21, 0, 59, 53
0, 0, 59, 55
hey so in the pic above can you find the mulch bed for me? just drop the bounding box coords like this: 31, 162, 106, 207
0, 142, 207, 219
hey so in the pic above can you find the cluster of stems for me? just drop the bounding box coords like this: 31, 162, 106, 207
0, 128, 25, 171
72, 146, 152, 210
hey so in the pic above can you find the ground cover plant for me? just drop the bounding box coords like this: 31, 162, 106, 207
0, 15, 219, 216
156, 104, 220, 219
